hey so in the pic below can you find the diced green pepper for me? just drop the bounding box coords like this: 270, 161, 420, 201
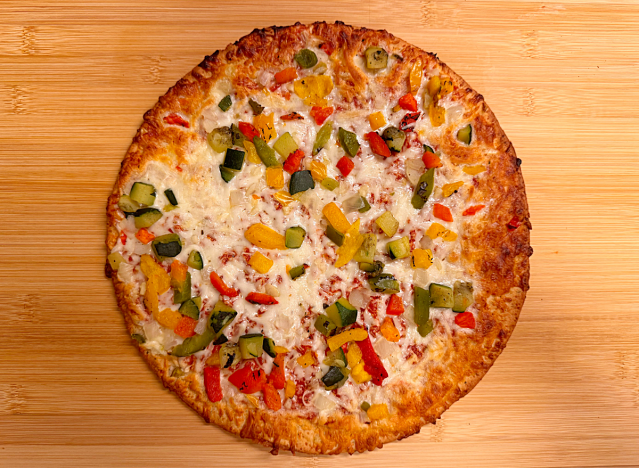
178, 298, 200, 320
414, 286, 430, 331
134, 208, 162, 229
368, 273, 400, 294
417, 320, 434, 337
130, 182, 156, 206
218, 95, 232, 112
273, 132, 298, 158
411, 168, 435, 209
326, 224, 344, 246
354, 233, 377, 263
171, 329, 215, 357
239, 333, 264, 359
172, 272, 191, 304
359, 197, 371, 213
452, 281, 474, 312
313, 122, 332, 155
365, 47, 388, 70
294, 49, 318, 69
248, 99, 264, 115
429, 283, 454, 308
289, 170, 315, 195
151, 233, 182, 260
285, 226, 306, 249
320, 177, 338, 191
186, 250, 203, 270
338, 127, 360, 157
388, 236, 411, 259
253, 137, 280, 167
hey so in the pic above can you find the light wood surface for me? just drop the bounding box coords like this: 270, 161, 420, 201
1, 1, 638, 466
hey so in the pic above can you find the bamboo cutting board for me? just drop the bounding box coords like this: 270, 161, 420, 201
1, 1, 639, 466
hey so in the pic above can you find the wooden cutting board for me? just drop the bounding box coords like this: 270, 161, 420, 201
2, 1, 638, 466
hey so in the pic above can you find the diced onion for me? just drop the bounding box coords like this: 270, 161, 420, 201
374, 339, 399, 360
342, 195, 365, 213
265, 284, 280, 297
194, 315, 208, 335
314, 393, 336, 412
117, 262, 135, 283
446, 105, 464, 122
229, 190, 244, 207
420, 235, 434, 250
413, 268, 429, 288
348, 288, 371, 309
133, 243, 152, 256
405, 158, 425, 186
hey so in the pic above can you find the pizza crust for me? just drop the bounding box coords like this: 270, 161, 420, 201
106, 21, 531, 454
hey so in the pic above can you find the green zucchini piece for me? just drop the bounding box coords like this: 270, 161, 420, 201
107, 252, 125, 270
118, 195, 142, 215
375, 211, 399, 237
289, 170, 315, 195
326, 224, 344, 246
192, 297, 202, 308
230, 124, 246, 147
152, 233, 182, 260
338, 127, 360, 157
285, 226, 306, 249
208, 301, 237, 335
359, 260, 384, 276
294, 49, 318, 69
134, 208, 162, 229
253, 137, 280, 167
429, 283, 454, 308
360, 401, 371, 411
164, 189, 178, 206
172, 272, 191, 304
326, 297, 357, 328
354, 233, 377, 263
213, 334, 229, 345
359, 197, 371, 213
207, 126, 232, 153
382, 126, 406, 153
417, 320, 434, 337
262, 337, 277, 358
223, 148, 245, 171
323, 347, 347, 368
368, 273, 400, 294
452, 281, 474, 312
314, 314, 337, 337
163, 204, 178, 213
456, 124, 472, 145
248, 99, 264, 115
423, 144, 435, 153
411, 168, 435, 209
218, 95, 232, 112
219, 165, 237, 183
388, 236, 411, 259
288, 264, 306, 280
171, 329, 215, 357
178, 298, 200, 320
130, 182, 156, 206
313, 122, 332, 155
219, 342, 241, 368
414, 286, 430, 328
365, 47, 388, 70
320, 177, 338, 191
273, 132, 298, 158
186, 250, 204, 270
321, 366, 347, 388
131, 333, 145, 344
239, 333, 264, 359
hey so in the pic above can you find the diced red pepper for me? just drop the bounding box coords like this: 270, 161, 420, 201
386, 294, 404, 316
238, 122, 260, 141
135, 228, 155, 244
365, 132, 391, 158
433, 203, 453, 222
463, 205, 486, 216
283, 149, 304, 174
174, 316, 197, 338
268, 353, 286, 390
336, 156, 355, 177
163, 113, 190, 128
310, 106, 334, 125
454, 312, 476, 329
422, 151, 442, 168
246, 292, 279, 305
320, 42, 334, 56
355, 329, 388, 386
399, 112, 421, 132
228, 365, 267, 394
507, 216, 522, 231
120, 231, 127, 245
262, 382, 282, 411
209, 272, 239, 297
398, 94, 418, 112
274, 67, 298, 84
280, 112, 304, 121
204, 366, 223, 402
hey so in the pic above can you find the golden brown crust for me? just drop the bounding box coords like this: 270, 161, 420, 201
106, 22, 531, 454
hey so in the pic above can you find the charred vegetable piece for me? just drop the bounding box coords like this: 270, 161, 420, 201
368, 273, 400, 294
324, 347, 347, 368
354, 233, 377, 263
381, 126, 406, 153
424, 144, 435, 153
359, 197, 371, 213
219, 343, 241, 368
285, 226, 306, 249
208, 301, 237, 335
320, 177, 338, 191
313, 122, 332, 155
207, 126, 232, 153
253, 137, 280, 167
213, 334, 228, 345
118, 195, 142, 215
134, 208, 162, 229
218, 95, 232, 112
219, 165, 236, 183
239, 334, 264, 359
326, 298, 358, 327
322, 366, 347, 388
388, 236, 411, 259
338, 127, 360, 157
314, 314, 337, 336
411, 168, 435, 209
457, 124, 472, 145
414, 286, 430, 330
172, 272, 191, 304
289, 170, 315, 195
186, 250, 203, 270
365, 47, 388, 69
359, 260, 384, 276
294, 49, 318, 68
248, 99, 264, 115
288, 264, 307, 280
164, 189, 178, 206
262, 337, 277, 358
430, 283, 454, 308
223, 148, 245, 171
230, 124, 246, 147
178, 298, 200, 320
130, 182, 156, 206
326, 224, 345, 246
151, 233, 182, 260
131, 333, 145, 344
171, 329, 215, 357
273, 132, 299, 158
453, 281, 474, 312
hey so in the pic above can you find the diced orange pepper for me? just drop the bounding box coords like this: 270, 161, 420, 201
322, 202, 351, 234
170, 260, 188, 283
433, 203, 453, 222
274, 67, 298, 84
135, 228, 155, 244
174, 316, 197, 338
380, 317, 400, 342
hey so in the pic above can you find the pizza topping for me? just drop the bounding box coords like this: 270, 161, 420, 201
364, 47, 388, 70
268, 353, 287, 389
238, 121, 260, 141
309, 106, 334, 125
323, 202, 351, 234
337, 127, 360, 157
238, 334, 264, 359
425, 222, 458, 242
368, 111, 386, 131
367, 403, 390, 420
433, 203, 453, 222
209, 271, 239, 297
409, 57, 423, 94
411, 248, 433, 269
229, 365, 267, 394
413, 286, 432, 337
399, 112, 421, 132
163, 113, 190, 127
422, 150, 442, 169
152, 233, 182, 260
442, 181, 464, 198
353, 233, 376, 263
288, 264, 306, 280
375, 211, 399, 237
265, 166, 284, 189
254, 113, 276, 142
325, 224, 344, 246
219, 165, 236, 183
430, 283, 454, 308
365, 131, 391, 158
336, 156, 354, 177
312, 121, 333, 155
507, 216, 522, 231
284, 226, 306, 249
381, 126, 406, 153
325, 297, 358, 328
428, 101, 446, 127
118, 195, 142, 215
246, 292, 278, 305
385, 294, 404, 316
248, 99, 264, 115
320, 177, 339, 191
454, 312, 476, 329
355, 331, 388, 385
368, 273, 400, 294
130, 182, 156, 206
388, 237, 411, 259
297, 351, 316, 368
452, 281, 474, 312
294, 48, 318, 69
133, 208, 162, 229
463, 165, 486, 175
282, 149, 304, 173
462, 205, 485, 216
244, 223, 287, 250
178, 298, 200, 320
223, 148, 245, 172
171, 329, 215, 357
204, 367, 223, 403
207, 127, 232, 153
293, 75, 334, 106
309, 160, 327, 181
262, 382, 282, 411
411, 168, 435, 209
321, 366, 348, 389
280, 112, 303, 121
380, 317, 400, 342
289, 170, 315, 195
335, 219, 364, 268
217, 95, 232, 112
174, 316, 197, 338
457, 124, 473, 145
135, 227, 155, 245
274, 67, 298, 84
398, 93, 418, 112
252, 137, 280, 167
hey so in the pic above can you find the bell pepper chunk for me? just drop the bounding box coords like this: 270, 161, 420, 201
335, 219, 364, 268
380, 317, 400, 342
244, 223, 287, 250
386, 294, 405, 316
238, 121, 260, 141
246, 292, 278, 305
463, 205, 486, 216
322, 202, 351, 234
327, 328, 369, 351
433, 203, 453, 222
174, 316, 197, 338
455, 311, 476, 329
209, 271, 239, 297
296, 351, 315, 368
365, 132, 391, 158
135, 228, 155, 244
268, 353, 286, 390
274, 67, 298, 84
310, 106, 334, 125
228, 365, 267, 394
336, 156, 355, 177
262, 382, 281, 411
367, 403, 390, 420
204, 366, 223, 402
398, 93, 418, 112
356, 330, 388, 386
248, 252, 273, 274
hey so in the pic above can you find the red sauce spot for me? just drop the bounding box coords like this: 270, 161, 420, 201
220, 250, 237, 265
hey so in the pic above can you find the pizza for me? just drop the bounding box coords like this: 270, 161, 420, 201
105, 22, 531, 454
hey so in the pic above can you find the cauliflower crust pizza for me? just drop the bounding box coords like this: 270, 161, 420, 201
105, 22, 532, 454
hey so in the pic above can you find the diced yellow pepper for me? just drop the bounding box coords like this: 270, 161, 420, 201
144, 282, 159, 315
147, 272, 170, 295
153, 307, 182, 330
294, 75, 334, 106
367, 403, 390, 420
322, 202, 351, 234
273, 346, 289, 354
440, 230, 458, 242
439, 79, 453, 98
375, 211, 399, 237
248, 251, 273, 274
351, 362, 372, 384
335, 219, 364, 268
380, 316, 400, 342
463, 165, 486, 175
428, 101, 446, 127
244, 223, 287, 250
368, 111, 386, 131
266, 166, 284, 189
426, 76, 441, 98
205, 352, 221, 367
412, 248, 433, 269
274, 191, 295, 207
392, 104, 401, 113
243, 140, 261, 164
409, 57, 423, 95
285, 380, 296, 399
245, 394, 259, 407
297, 351, 315, 368
327, 327, 369, 351
140, 254, 169, 280
346, 342, 363, 368
309, 160, 327, 181
253, 113, 276, 142
426, 222, 458, 242
442, 181, 464, 198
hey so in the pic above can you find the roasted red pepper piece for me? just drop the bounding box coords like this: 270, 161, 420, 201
228, 365, 266, 394
336, 156, 355, 177
268, 353, 286, 390
386, 294, 404, 316
163, 113, 190, 128
507, 216, 522, 231
274, 67, 298, 84
398, 93, 418, 112
310, 106, 334, 125
246, 292, 279, 305
365, 132, 391, 158
399, 112, 421, 132
204, 366, 223, 402
320, 42, 335, 56
238, 122, 260, 141
462, 205, 486, 216
454, 312, 476, 329
262, 382, 282, 411
422, 151, 442, 168
280, 112, 304, 121
433, 203, 453, 222
209, 272, 239, 297
283, 149, 304, 174
120, 231, 127, 245
356, 330, 388, 386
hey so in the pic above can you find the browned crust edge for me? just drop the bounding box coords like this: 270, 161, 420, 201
105, 21, 532, 455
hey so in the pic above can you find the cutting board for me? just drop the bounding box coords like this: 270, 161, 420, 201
2, 1, 639, 466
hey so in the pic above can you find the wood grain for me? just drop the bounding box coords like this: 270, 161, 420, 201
1, 1, 638, 466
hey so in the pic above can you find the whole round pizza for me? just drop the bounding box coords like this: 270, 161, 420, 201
105, 22, 531, 454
